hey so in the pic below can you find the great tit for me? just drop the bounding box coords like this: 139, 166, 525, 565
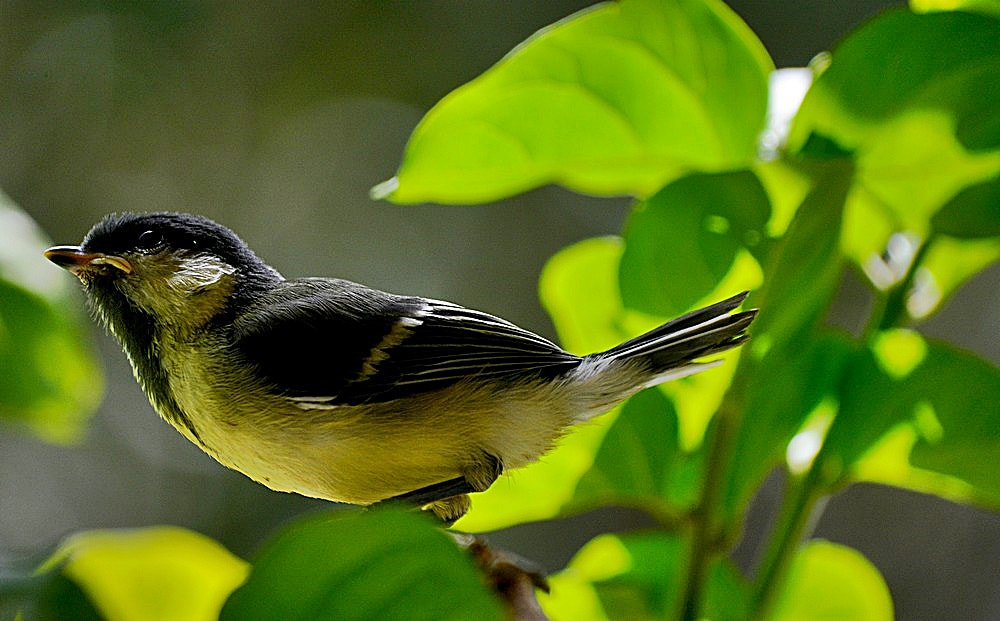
44, 212, 756, 522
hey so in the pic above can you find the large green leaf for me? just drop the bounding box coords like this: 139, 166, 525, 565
376, 0, 772, 204
771, 540, 893, 621
838, 337, 1000, 507
851, 110, 1000, 235
539, 532, 748, 621
0, 527, 249, 621
824, 330, 931, 474
568, 387, 701, 521
908, 344, 1000, 497
790, 10, 1000, 318
619, 170, 771, 316
790, 10, 1000, 312
222, 509, 503, 621
790, 10, 1000, 154
0, 195, 103, 443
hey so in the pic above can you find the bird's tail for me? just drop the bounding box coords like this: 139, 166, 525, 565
592, 291, 757, 388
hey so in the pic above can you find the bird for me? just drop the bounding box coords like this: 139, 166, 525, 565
44, 212, 756, 523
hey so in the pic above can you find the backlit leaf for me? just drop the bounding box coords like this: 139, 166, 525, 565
0, 194, 103, 443
723, 331, 854, 520
790, 11, 1000, 306
842, 339, 1000, 507
907, 343, 1000, 499
541, 532, 748, 621
772, 540, 893, 621
378, 0, 772, 204
39, 527, 249, 621
789, 10, 1000, 154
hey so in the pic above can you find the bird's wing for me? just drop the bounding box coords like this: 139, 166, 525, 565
233, 278, 580, 407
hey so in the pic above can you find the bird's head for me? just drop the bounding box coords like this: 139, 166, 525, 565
45, 212, 280, 335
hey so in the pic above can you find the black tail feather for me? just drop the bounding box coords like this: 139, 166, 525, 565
595, 293, 756, 371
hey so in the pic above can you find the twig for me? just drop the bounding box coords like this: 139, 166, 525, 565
455, 534, 551, 621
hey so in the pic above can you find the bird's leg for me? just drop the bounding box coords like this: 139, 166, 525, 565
379, 477, 476, 508
375, 452, 504, 524
426, 452, 504, 523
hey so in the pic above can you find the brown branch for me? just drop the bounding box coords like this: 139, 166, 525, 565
455, 534, 551, 621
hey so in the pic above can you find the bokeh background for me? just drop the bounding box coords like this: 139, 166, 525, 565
2, 1, 998, 619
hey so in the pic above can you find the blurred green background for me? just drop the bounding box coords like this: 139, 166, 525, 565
1, 2, 997, 620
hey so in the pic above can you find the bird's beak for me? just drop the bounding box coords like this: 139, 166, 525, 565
44, 245, 133, 279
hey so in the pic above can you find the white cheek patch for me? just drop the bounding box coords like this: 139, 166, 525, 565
168, 254, 237, 294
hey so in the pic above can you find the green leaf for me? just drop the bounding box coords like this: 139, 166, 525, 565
790, 10, 1000, 153
930, 176, 1000, 238
771, 540, 893, 621
378, 0, 772, 204
843, 339, 1000, 507
569, 388, 699, 520
825, 331, 931, 473
791, 11, 1000, 285
843, 201, 1000, 324
22, 527, 249, 621
222, 509, 503, 621
538, 572, 610, 621
853, 110, 1000, 235
838, 120, 1000, 311
753, 159, 813, 239
540, 532, 748, 621
0, 195, 103, 443
749, 160, 852, 352
536, 236, 637, 356
619, 170, 771, 316
723, 331, 854, 520
591, 535, 687, 620
907, 343, 1000, 498
911, 0, 1000, 16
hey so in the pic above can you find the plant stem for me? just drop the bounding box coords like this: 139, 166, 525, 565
676, 382, 747, 621
748, 470, 824, 620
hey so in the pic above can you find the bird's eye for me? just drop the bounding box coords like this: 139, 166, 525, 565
136, 229, 164, 251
